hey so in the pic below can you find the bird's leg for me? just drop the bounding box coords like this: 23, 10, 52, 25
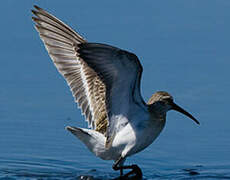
120, 168, 123, 176
113, 157, 142, 178
113, 157, 124, 176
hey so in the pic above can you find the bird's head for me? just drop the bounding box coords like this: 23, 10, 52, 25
148, 91, 199, 124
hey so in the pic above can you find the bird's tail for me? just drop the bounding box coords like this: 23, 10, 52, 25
65, 126, 112, 160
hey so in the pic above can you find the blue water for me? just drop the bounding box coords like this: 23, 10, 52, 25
1, 1, 230, 179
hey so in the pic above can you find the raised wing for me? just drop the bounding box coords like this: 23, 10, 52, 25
32, 6, 108, 134
77, 43, 145, 147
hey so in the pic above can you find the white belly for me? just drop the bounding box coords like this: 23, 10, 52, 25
110, 112, 166, 159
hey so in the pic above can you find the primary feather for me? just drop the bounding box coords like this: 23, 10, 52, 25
32, 5, 146, 148
32, 5, 108, 134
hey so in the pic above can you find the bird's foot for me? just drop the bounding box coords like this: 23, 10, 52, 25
122, 164, 142, 179
112, 157, 142, 179
113, 164, 142, 179
124, 164, 142, 179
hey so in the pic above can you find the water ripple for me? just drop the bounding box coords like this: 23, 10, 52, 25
0, 158, 230, 180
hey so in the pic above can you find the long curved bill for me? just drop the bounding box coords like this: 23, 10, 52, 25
171, 103, 200, 125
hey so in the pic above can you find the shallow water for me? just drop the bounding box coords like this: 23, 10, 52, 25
1, 157, 230, 179
1, 1, 230, 179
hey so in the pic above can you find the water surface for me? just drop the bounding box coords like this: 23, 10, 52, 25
1, 1, 230, 179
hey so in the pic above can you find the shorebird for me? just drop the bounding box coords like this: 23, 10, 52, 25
32, 6, 199, 178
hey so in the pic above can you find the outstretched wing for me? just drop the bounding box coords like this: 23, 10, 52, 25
77, 43, 145, 147
32, 6, 108, 134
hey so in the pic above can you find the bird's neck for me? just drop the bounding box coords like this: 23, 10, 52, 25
147, 103, 167, 122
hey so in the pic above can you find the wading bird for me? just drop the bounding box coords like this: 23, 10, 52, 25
32, 6, 199, 178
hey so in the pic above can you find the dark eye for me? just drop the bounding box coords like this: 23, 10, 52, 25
163, 98, 173, 104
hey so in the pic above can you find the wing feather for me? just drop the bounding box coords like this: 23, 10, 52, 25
77, 43, 145, 147
32, 6, 145, 146
32, 6, 108, 134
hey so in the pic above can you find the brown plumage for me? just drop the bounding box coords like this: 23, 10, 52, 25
32, 5, 108, 135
